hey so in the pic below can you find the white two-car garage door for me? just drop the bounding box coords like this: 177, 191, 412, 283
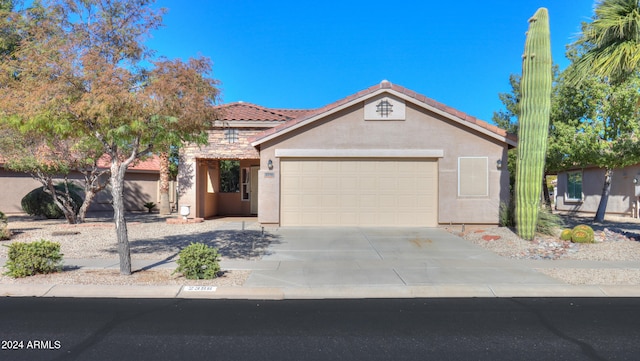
280, 158, 438, 227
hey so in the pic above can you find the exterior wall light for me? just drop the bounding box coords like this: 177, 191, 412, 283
267, 159, 273, 170
634, 178, 638, 184
496, 160, 503, 170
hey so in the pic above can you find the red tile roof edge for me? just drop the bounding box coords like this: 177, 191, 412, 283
249, 81, 517, 145
0, 155, 160, 172
96, 155, 161, 172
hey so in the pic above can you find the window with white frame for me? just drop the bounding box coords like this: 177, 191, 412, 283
565, 171, 583, 201
458, 157, 489, 197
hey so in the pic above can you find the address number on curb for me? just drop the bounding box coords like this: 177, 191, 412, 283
183, 286, 217, 292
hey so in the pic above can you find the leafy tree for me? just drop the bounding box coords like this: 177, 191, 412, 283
566, 0, 640, 221
492, 74, 521, 134
0, 0, 18, 56
0, 128, 108, 224
555, 71, 640, 221
0, 0, 220, 275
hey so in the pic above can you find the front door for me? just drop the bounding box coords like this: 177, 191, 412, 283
250, 166, 259, 214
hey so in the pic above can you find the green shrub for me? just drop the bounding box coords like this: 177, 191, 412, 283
0, 211, 9, 240
535, 206, 564, 236
560, 229, 573, 241
21, 184, 83, 219
571, 224, 595, 243
174, 243, 221, 280
501, 202, 563, 236
4, 240, 63, 278
499, 201, 515, 227
0, 225, 10, 240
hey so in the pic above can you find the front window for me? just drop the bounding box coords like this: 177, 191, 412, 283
566, 171, 582, 201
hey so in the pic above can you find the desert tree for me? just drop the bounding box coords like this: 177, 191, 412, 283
0, 0, 220, 274
0, 126, 109, 223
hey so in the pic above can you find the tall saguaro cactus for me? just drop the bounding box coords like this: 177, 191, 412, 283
515, 8, 552, 240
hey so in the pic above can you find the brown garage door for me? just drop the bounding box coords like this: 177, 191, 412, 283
280, 158, 438, 226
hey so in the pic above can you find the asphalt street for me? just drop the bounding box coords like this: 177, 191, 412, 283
1, 297, 639, 361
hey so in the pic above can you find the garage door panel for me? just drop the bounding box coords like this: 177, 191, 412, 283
280, 158, 438, 226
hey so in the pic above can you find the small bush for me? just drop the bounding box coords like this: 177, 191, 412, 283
0, 227, 10, 240
174, 242, 221, 280
560, 229, 573, 241
499, 201, 515, 227
571, 224, 595, 243
536, 206, 564, 236
4, 240, 63, 278
0, 211, 9, 240
21, 184, 83, 219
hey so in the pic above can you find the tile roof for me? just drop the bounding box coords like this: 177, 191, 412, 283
216, 102, 314, 122
96, 155, 161, 172
249, 81, 517, 146
1, 154, 160, 172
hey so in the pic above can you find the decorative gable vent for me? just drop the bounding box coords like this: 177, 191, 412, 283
365, 96, 405, 120
376, 100, 393, 117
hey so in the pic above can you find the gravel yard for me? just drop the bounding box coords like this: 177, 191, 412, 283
2, 212, 640, 286
0, 214, 270, 286
445, 213, 640, 285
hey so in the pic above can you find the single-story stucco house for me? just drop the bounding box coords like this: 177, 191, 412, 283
0, 156, 164, 214
556, 164, 640, 218
179, 81, 517, 226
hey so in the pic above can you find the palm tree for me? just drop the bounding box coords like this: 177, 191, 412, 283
569, 0, 640, 85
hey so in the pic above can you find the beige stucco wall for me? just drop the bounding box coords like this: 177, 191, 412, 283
556, 165, 640, 217
0, 168, 159, 214
257, 95, 510, 225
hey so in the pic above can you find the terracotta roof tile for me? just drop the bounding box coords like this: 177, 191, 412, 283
96, 155, 160, 172
216, 102, 312, 122
1, 154, 160, 172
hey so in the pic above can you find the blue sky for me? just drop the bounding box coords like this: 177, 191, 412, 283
148, 1, 596, 124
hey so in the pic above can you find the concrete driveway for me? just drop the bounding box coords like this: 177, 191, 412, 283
244, 227, 563, 291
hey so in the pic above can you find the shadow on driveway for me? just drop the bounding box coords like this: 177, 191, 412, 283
106, 229, 281, 261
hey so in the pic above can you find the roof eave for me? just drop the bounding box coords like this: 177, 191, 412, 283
251, 87, 517, 148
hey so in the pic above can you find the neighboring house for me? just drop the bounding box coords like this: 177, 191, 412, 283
180, 81, 516, 226
556, 165, 640, 217
0, 156, 162, 214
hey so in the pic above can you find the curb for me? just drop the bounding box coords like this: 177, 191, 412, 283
3, 283, 640, 299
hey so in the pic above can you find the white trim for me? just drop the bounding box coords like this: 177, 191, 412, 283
275, 149, 444, 158
241, 167, 250, 201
